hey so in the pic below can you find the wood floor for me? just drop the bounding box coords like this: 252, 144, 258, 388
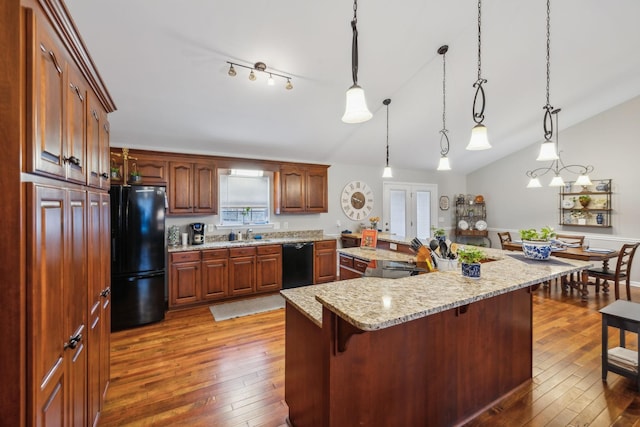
99, 286, 640, 427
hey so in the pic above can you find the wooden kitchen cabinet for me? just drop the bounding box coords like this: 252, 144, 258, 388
87, 94, 110, 188
275, 164, 329, 214
5, 2, 115, 425
314, 239, 337, 284
202, 249, 229, 300
256, 245, 283, 293
339, 253, 370, 280
229, 247, 257, 296
169, 251, 202, 306
130, 151, 168, 184
168, 160, 217, 215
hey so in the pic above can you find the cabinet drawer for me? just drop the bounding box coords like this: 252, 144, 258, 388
229, 246, 257, 258
315, 240, 337, 250
257, 244, 282, 255
339, 254, 354, 268
354, 258, 370, 273
202, 248, 228, 260
171, 251, 200, 263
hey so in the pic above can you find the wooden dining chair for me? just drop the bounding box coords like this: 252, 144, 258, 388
588, 242, 640, 300
497, 232, 512, 249
555, 234, 585, 286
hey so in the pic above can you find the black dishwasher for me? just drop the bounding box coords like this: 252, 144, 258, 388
282, 242, 314, 289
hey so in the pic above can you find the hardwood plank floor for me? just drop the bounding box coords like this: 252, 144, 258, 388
100, 286, 640, 427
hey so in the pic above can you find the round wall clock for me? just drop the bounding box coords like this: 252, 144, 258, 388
341, 181, 374, 220
439, 195, 450, 210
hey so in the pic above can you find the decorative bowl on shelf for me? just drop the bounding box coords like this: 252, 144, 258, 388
522, 241, 552, 260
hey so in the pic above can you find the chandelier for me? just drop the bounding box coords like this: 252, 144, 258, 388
525, 0, 593, 188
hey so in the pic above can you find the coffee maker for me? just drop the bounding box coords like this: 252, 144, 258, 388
189, 222, 205, 245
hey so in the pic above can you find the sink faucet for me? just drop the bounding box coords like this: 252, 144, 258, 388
246, 228, 253, 240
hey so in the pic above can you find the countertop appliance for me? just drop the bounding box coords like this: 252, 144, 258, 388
282, 242, 314, 289
189, 222, 205, 245
111, 185, 166, 331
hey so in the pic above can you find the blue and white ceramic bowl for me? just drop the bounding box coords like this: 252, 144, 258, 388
461, 262, 481, 279
522, 241, 552, 260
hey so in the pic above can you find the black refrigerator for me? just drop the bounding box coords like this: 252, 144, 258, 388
111, 185, 166, 331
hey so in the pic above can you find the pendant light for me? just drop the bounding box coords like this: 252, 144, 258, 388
437, 45, 451, 171
536, 0, 559, 162
467, 0, 491, 150
382, 99, 393, 178
342, 0, 372, 124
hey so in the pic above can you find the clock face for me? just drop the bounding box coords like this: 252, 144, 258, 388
341, 181, 374, 220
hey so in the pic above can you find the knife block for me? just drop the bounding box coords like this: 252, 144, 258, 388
416, 246, 435, 271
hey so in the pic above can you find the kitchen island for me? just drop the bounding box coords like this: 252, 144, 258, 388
281, 247, 592, 427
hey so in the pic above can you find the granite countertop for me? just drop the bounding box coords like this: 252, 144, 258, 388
337, 247, 416, 262
281, 247, 592, 332
341, 232, 416, 246
168, 235, 337, 252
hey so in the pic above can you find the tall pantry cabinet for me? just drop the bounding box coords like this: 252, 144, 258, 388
0, 1, 116, 426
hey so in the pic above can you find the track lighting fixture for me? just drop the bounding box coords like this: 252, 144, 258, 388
226, 61, 293, 90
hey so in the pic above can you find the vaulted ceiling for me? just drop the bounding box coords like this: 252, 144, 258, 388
65, 0, 640, 174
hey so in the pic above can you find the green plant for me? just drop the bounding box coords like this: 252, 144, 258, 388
431, 226, 446, 237
578, 194, 591, 207
130, 170, 141, 177
110, 166, 119, 173
519, 226, 556, 241
456, 246, 485, 264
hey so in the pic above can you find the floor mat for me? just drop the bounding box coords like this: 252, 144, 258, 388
209, 294, 285, 321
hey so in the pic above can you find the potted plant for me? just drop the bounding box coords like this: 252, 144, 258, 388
456, 245, 485, 279
431, 226, 446, 242
241, 207, 251, 224
519, 226, 556, 260
578, 194, 591, 208
110, 166, 120, 179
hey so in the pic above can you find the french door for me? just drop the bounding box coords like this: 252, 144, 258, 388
382, 182, 438, 240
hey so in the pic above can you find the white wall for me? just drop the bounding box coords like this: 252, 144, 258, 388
468, 94, 640, 283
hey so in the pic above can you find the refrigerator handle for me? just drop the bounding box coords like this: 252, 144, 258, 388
112, 237, 117, 262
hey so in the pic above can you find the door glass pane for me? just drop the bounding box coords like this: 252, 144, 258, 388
389, 189, 406, 236
416, 191, 431, 239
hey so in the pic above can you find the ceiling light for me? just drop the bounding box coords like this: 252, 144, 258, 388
226, 61, 293, 90
382, 99, 393, 178
467, 0, 491, 150
342, 0, 372, 124
437, 45, 451, 171
525, 1, 594, 188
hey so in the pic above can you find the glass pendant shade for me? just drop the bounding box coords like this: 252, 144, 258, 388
437, 156, 451, 171
248, 70, 256, 81
228, 64, 237, 77
466, 124, 491, 150
527, 177, 542, 188
549, 175, 565, 187
536, 141, 559, 161
285, 79, 293, 90
382, 166, 393, 178
342, 85, 372, 124
575, 174, 593, 187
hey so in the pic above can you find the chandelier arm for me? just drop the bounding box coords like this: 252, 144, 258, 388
557, 164, 594, 175
525, 163, 555, 179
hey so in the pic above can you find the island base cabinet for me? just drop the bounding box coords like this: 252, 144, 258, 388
285, 287, 533, 427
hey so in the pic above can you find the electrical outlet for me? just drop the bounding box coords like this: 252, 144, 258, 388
336, 220, 341, 227
283, 222, 289, 229
390, 242, 398, 251
207, 224, 215, 232
273, 222, 280, 230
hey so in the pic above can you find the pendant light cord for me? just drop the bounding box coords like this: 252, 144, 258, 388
477, 0, 482, 81
543, 0, 554, 141
351, 0, 359, 85
385, 99, 390, 166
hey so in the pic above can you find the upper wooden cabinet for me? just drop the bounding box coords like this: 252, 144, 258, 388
109, 148, 167, 185
275, 164, 329, 214
87, 93, 111, 188
168, 161, 217, 215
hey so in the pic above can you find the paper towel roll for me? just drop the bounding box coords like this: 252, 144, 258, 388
182, 233, 188, 246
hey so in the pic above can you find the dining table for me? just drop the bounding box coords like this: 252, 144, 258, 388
502, 241, 619, 301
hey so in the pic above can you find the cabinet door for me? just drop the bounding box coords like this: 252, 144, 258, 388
87, 192, 102, 426
229, 256, 256, 296
256, 252, 282, 293
314, 241, 336, 284
170, 260, 201, 306
66, 189, 88, 426
28, 184, 67, 426
193, 162, 216, 213
133, 152, 167, 184
31, 16, 66, 179
168, 162, 194, 214
99, 193, 111, 402
202, 258, 228, 300
305, 167, 328, 213
87, 97, 102, 188
99, 112, 111, 189
279, 166, 306, 213
65, 68, 87, 184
